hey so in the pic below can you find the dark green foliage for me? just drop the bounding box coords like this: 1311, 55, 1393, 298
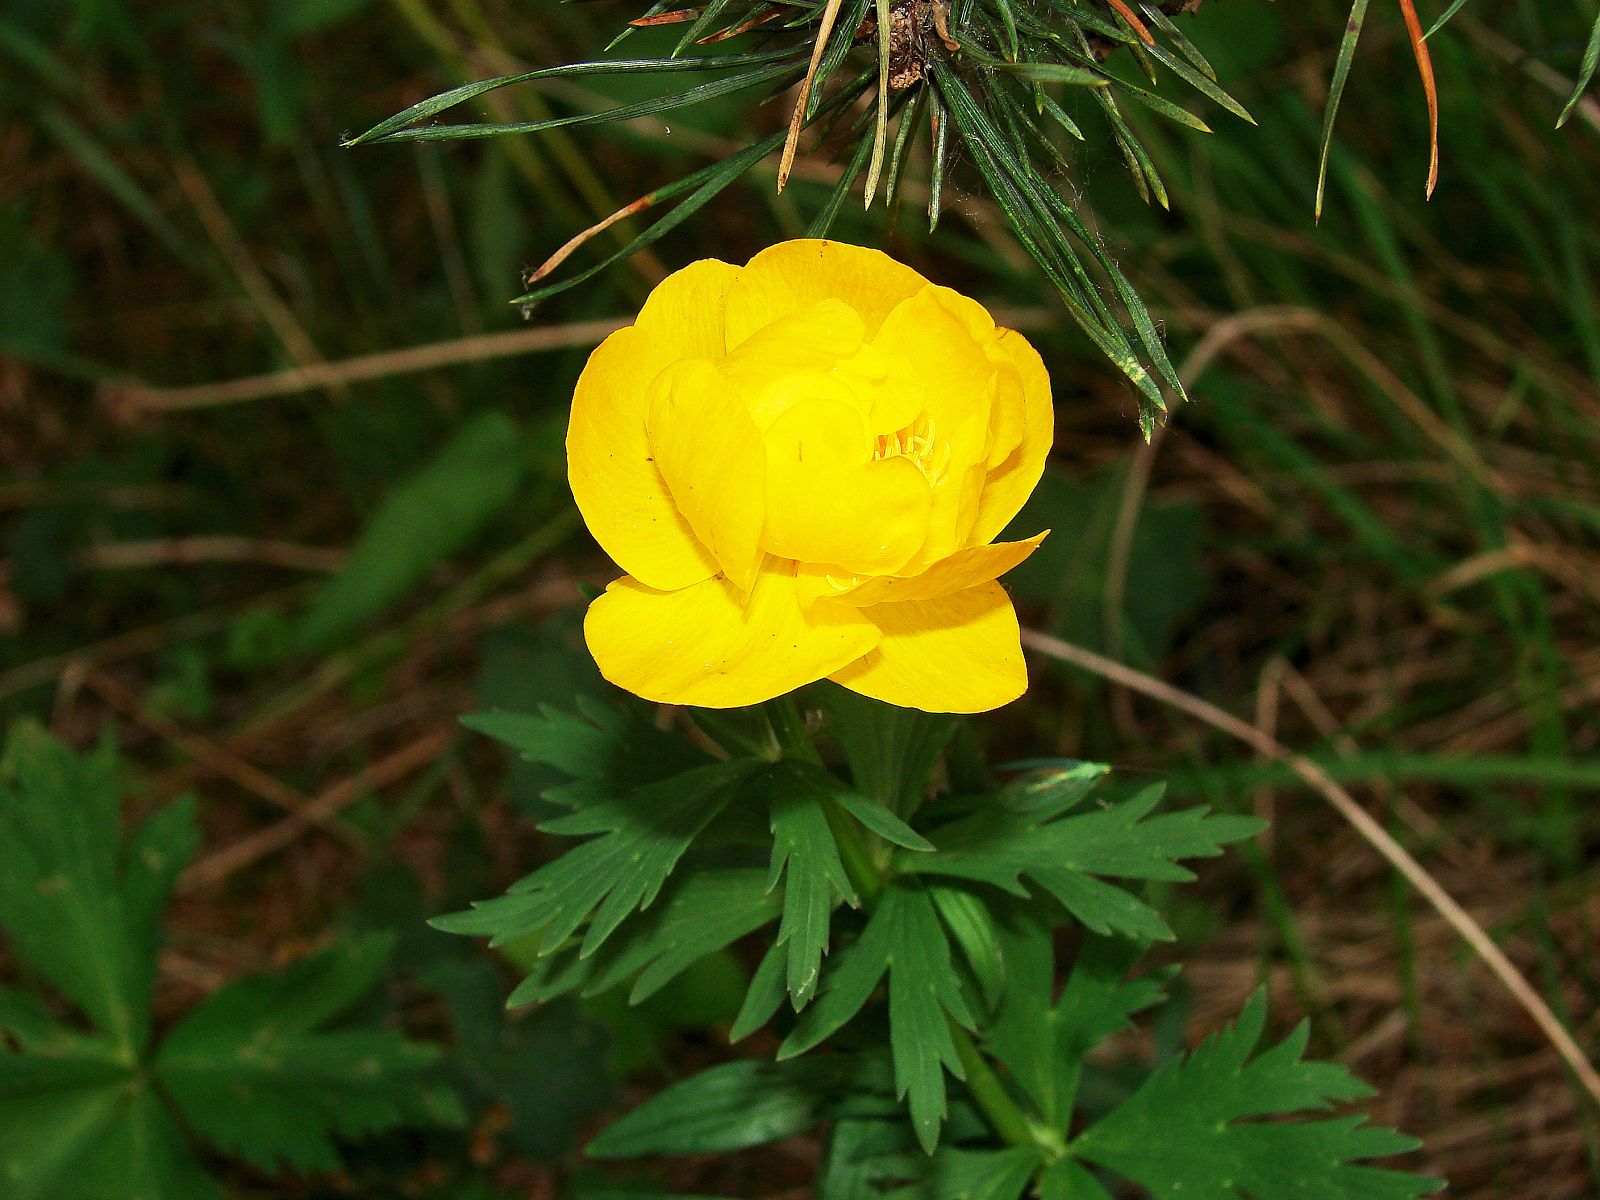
781, 881, 977, 1153
588, 1058, 852, 1158
0, 724, 462, 1198
1071, 991, 1445, 1199
905, 768, 1265, 940
440, 695, 1429, 1193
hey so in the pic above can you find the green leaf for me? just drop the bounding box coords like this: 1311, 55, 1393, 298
899, 1145, 1042, 1199
781, 883, 975, 1153
819, 670, 957, 815
462, 696, 710, 808
0, 722, 196, 1055
154, 934, 463, 1174
927, 886, 1006, 1012
1070, 990, 1444, 1199
1558, 7, 1600, 128
296, 410, 525, 650
832, 789, 937, 852
506, 868, 780, 1007
904, 779, 1263, 940
986, 926, 1167, 1126
589, 1058, 847, 1158
1314, 0, 1372, 220
769, 776, 857, 1008
434, 760, 758, 958
731, 941, 788, 1043
342, 48, 803, 145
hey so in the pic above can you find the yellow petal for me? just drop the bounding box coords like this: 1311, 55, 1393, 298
761, 397, 932, 575
584, 561, 880, 709
720, 299, 866, 411
829, 582, 1027, 713
835, 532, 1047, 606
872, 285, 1002, 472
970, 327, 1054, 546
646, 359, 766, 591
724, 240, 927, 352
635, 257, 740, 362
567, 326, 719, 590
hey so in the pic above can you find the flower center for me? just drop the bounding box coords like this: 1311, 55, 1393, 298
872, 413, 949, 483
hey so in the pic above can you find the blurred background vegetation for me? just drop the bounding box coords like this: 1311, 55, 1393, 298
2, 0, 1598, 1196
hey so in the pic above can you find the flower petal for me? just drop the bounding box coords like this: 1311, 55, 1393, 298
724, 240, 927, 352
584, 561, 880, 708
635, 257, 740, 362
970, 327, 1054, 546
829, 581, 1027, 713
567, 325, 719, 590
761, 397, 932, 575
646, 359, 766, 591
835, 532, 1047, 606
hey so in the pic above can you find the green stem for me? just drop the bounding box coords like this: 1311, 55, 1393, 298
765, 695, 821, 764
950, 1018, 1063, 1159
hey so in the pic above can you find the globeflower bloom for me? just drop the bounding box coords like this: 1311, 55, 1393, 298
568, 240, 1052, 713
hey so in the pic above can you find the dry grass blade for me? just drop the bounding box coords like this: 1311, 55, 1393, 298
1106, 0, 1157, 46
1398, 0, 1440, 196
103, 318, 625, 413
1019, 627, 1600, 1109
778, 0, 848, 193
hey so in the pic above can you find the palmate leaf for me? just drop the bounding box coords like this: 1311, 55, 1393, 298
153, 934, 464, 1174
903, 767, 1263, 940
0, 725, 459, 1198
433, 759, 759, 957
780, 882, 976, 1154
1070, 990, 1444, 1199
0, 722, 194, 1056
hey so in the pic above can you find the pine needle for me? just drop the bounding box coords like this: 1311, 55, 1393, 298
1105, 0, 1157, 46
1398, 0, 1439, 198
778, 0, 848, 193
863, 0, 893, 207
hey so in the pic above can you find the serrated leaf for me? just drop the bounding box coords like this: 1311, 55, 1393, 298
0, 722, 197, 1055
589, 1058, 848, 1158
154, 934, 462, 1174
434, 760, 757, 957
986, 925, 1167, 1126
507, 869, 780, 1007
890, 1145, 1042, 1200
905, 781, 1263, 939
781, 883, 975, 1153
730, 940, 789, 1042
769, 779, 856, 1008
296, 410, 525, 650
462, 697, 710, 807
928, 886, 1006, 1012
1070, 990, 1443, 1199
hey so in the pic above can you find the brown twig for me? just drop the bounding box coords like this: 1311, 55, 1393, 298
179, 726, 456, 891
83, 672, 360, 847
75, 537, 345, 573
104, 317, 625, 414
1019, 626, 1600, 1109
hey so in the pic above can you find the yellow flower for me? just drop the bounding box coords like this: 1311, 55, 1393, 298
567, 240, 1052, 713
